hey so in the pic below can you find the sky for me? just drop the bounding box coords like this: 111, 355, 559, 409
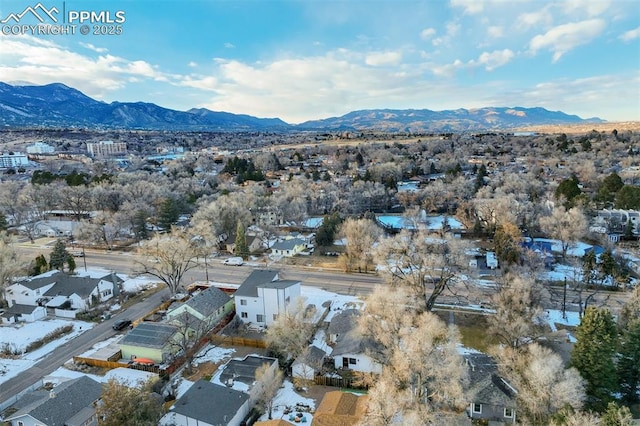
0, 0, 639, 123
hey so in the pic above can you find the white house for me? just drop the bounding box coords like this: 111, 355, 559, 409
330, 329, 383, 374
270, 237, 308, 257
292, 345, 326, 380
4, 270, 120, 314
0, 304, 47, 324
234, 269, 301, 326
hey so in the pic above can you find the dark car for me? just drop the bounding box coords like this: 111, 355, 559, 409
112, 319, 132, 331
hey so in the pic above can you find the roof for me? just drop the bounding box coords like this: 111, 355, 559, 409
43, 275, 106, 298
271, 238, 306, 251
16, 270, 120, 292
328, 309, 361, 336
234, 269, 279, 297
464, 352, 517, 408
330, 329, 379, 358
292, 345, 326, 368
171, 379, 248, 424
313, 391, 369, 426
218, 355, 278, 386
175, 286, 231, 317
120, 322, 179, 349
254, 420, 292, 426
6, 376, 102, 426
4, 303, 42, 315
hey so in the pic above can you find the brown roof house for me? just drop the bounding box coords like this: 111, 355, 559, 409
313, 391, 369, 426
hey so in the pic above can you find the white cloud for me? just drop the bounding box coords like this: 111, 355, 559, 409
431, 59, 465, 77
476, 49, 514, 71
0, 35, 168, 99
516, 8, 553, 29
188, 61, 198, 67
619, 26, 640, 42
224, 42, 235, 49
487, 26, 503, 38
365, 51, 402, 66
420, 28, 436, 40
562, 0, 611, 17
529, 19, 606, 62
79, 43, 108, 53
450, 0, 484, 14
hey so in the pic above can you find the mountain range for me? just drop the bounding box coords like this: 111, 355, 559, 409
0, 82, 604, 132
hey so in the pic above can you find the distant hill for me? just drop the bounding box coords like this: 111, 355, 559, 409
0, 82, 289, 131
296, 107, 604, 132
0, 82, 604, 131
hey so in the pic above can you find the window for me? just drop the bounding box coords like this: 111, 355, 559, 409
18, 422, 25, 426
349, 358, 357, 365
257, 314, 265, 323
504, 408, 513, 418
241, 312, 248, 318
473, 403, 482, 414
240, 299, 247, 306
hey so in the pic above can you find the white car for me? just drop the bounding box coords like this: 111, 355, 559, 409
223, 257, 244, 266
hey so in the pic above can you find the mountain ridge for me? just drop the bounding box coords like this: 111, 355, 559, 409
0, 82, 605, 131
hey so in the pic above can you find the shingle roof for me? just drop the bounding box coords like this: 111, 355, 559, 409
328, 309, 361, 336
330, 329, 379, 357
180, 286, 231, 317
171, 379, 248, 425
4, 303, 41, 315
292, 345, 326, 367
464, 352, 516, 408
120, 322, 178, 349
234, 269, 279, 297
271, 238, 306, 251
6, 376, 102, 426
313, 391, 369, 426
218, 355, 278, 386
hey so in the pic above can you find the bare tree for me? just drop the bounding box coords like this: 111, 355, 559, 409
265, 297, 317, 360
339, 217, 382, 272
0, 232, 25, 303
167, 310, 215, 375
494, 343, 586, 424
254, 362, 284, 420
97, 377, 162, 426
374, 230, 470, 312
539, 205, 588, 260
488, 273, 546, 348
134, 229, 201, 295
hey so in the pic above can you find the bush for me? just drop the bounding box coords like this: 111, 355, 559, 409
24, 324, 74, 353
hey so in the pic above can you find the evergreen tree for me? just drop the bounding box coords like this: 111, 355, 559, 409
31, 254, 48, 275
570, 307, 618, 412
0, 214, 7, 231
618, 319, 640, 404
555, 175, 582, 208
315, 212, 341, 247
600, 402, 634, 426
132, 209, 149, 241
157, 198, 180, 231
596, 172, 624, 203
49, 239, 73, 272
615, 185, 640, 210
234, 220, 249, 259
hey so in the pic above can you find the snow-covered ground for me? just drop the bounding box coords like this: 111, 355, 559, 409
0, 318, 95, 384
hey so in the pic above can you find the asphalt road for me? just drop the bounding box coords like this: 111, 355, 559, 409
0, 286, 169, 408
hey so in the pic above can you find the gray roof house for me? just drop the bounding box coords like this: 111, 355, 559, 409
4, 270, 121, 314
330, 329, 383, 374
270, 238, 307, 257
465, 352, 517, 424
292, 345, 327, 380
0, 303, 47, 324
160, 379, 250, 426
234, 270, 301, 326
166, 286, 234, 331
4, 375, 102, 426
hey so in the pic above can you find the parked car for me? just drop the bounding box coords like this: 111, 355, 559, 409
112, 319, 132, 331
223, 257, 244, 266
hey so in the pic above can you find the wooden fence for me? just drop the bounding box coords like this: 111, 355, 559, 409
313, 375, 368, 389
210, 335, 267, 348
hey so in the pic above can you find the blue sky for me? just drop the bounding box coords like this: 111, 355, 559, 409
0, 0, 639, 123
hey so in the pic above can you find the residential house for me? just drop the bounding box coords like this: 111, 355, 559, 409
330, 329, 383, 374
4, 375, 102, 426
217, 355, 279, 406
234, 270, 301, 326
166, 286, 234, 333
270, 238, 307, 257
465, 352, 517, 424
313, 391, 369, 426
4, 270, 120, 315
119, 322, 180, 363
0, 304, 47, 324
160, 380, 249, 426
327, 309, 361, 344
292, 345, 326, 381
